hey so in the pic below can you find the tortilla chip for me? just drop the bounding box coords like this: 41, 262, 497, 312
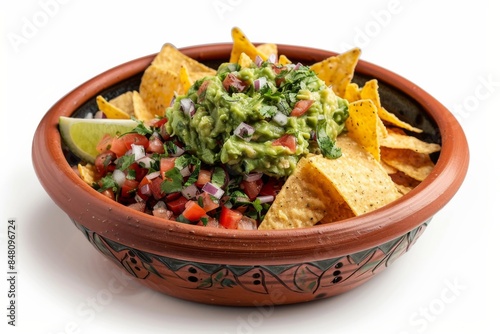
360, 79, 423, 133
78, 163, 99, 185
346, 99, 380, 161
139, 65, 181, 117
237, 52, 254, 68
381, 128, 441, 154
258, 158, 332, 230
308, 136, 402, 216
256, 43, 278, 59
310, 47, 361, 98
152, 43, 216, 80
344, 82, 361, 102
278, 54, 292, 65
96, 95, 130, 119
229, 27, 267, 63
389, 170, 420, 193
179, 66, 193, 93
381, 147, 435, 181
132, 91, 155, 122
109, 91, 134, 116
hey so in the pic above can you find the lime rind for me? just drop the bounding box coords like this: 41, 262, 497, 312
59, 116, 138, 162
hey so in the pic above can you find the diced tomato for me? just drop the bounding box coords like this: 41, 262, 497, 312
94, 151, 116, 177
150, 177, 166, 200
96, 134, 114, 153
219, 205, 243, 229
147, 136, 165, 154
198, 192, 220, 213
126, 162, 148, 182
100, 188, 116, 201
195, 169, 212, 187
165, 191, 181, 202
197, 81, 210, 101
222, 73, 247, 93
160, 157, 176, 179
166, 196, 188, 215
110, 133, 149, 157
240, 178, 264, 201
272, 134, 297, 153
150, 117, 167, 128
181, 201, 206, 222
259, 177, 284, 198
290, 99, 314, 117
121, 178, 139, 198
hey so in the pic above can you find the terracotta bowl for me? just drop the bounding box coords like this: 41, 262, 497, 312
32, 43, 469, 306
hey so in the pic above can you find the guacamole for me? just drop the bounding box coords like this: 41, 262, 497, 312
165, 61, 349, 177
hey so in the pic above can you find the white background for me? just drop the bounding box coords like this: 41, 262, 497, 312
1, 1, 499, 333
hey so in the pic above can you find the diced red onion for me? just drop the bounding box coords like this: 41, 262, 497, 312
146, 171, 161, 180
202, 182, 225, 199
180, 98, 195, 117
310, 130, 317, 141
243, 172, 263, 182
112, 169, 126, 187
293, 62, 303, 70
131, 144, 146, 161
182, 183, 199, 199
94, 111, 105, 119
234, 122, 255, 141
272, 111, 288, 126
254, 55, 263, 67
253, 77, 267, 91
256, 195, 274, 204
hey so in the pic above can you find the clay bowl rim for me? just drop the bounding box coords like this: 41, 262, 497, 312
32, 42, 469, 264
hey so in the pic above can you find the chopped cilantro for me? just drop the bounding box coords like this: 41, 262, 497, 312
161, 168, 184, 194
316, 120, 342, 159
211, 167, 226, 188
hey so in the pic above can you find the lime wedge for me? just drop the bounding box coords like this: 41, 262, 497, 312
59, 116, 138, 162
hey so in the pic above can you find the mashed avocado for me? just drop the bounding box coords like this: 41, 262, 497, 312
165, 61, 348, 177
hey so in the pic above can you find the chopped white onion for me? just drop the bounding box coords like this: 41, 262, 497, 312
272, 111, 288, 126
170, 144, 185, 157
131, 144, 146, 161
181, 183, 199, 199
202, 182, 225, 199
139, 184, 151, 197
146, 171, 161, 180
180, 98, 195, 117
137, 156, 154, 168
243, 172, 263, 182
267, 54, 277, 64
256, 195, 274, 204
179, 166, 192, 177
234, 122, 255, 141
84, 112, 93, 119
112, 169, 126, 187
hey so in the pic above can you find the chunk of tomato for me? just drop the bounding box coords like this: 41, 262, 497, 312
110, 133, 149, 157
160, 157, 176, 179
94, 151, 116, 177
219, 205, 243, 229
272, 134, 297, 153
240, 178, 264, 201
259, 177, 284, 198
290, 99, 314, 117
182, 201, 206, 222
166, 195, 188, 215
120, 178, 139, 198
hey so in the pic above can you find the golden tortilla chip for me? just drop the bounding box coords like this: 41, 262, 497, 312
237, 52, 254, 68
258, 158, 332, 230
381, 128, 441, 154
152, 43, 216, 80
344, 82, 361, 102
346, 99, 380, 161
229, 27, 267, 63
179, 66, 193, 93
278, 54, 292, 65
381, 147, 435, 181
132, 91, 155, 122
389, 170, 420, 194
360, 79, 423, 133
310, 47, 361, 98
256, 43, 278, 58
109, 91, 134, 116
96, 95, 130, 119
78, 163, 98, 185
139, 65, 181, 117
308, 136, 402, 216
